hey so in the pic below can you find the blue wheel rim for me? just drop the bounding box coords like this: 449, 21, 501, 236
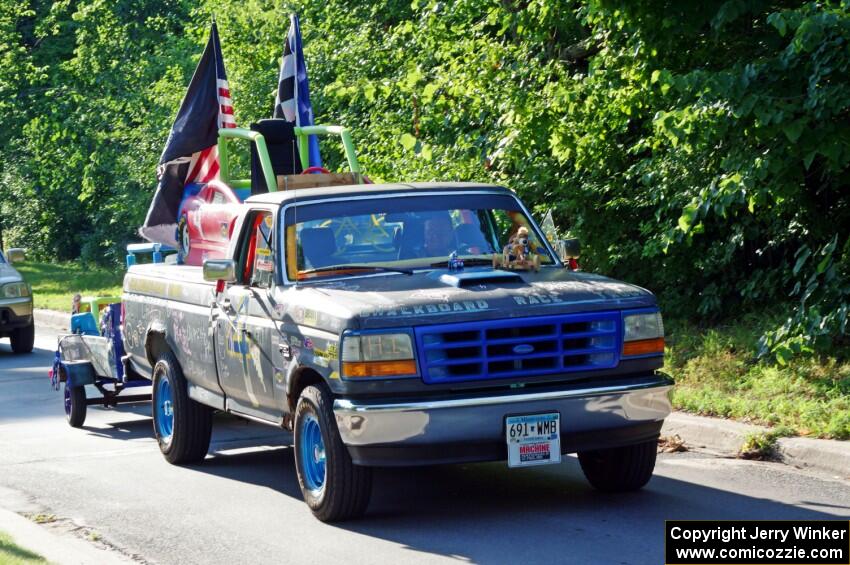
63, 385, 71, 416
155, 376, 174, 442
300, 414, 326, 494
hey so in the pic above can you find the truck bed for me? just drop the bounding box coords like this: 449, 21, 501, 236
124, 263, 213, 308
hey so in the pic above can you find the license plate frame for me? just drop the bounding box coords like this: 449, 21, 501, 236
505, 412, 561, 468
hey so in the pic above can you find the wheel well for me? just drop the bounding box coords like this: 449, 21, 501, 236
145, 330, 170, 365
287, 367, 324, 412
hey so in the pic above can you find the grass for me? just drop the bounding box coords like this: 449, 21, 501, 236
738, 428, 793, 460
28, 515, 55, 525
0, 531, 47, 564
16, 261, 123, 312
665, 314, 850, 440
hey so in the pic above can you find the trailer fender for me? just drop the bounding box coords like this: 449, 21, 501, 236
63, 361, 97, 389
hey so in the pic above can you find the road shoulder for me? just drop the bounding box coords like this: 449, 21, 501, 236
0, 506, 132, 565
662, 411, 850, 481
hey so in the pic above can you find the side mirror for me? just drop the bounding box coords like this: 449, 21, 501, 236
6, 248, 26, 263
555, 239, 581, 262
203, 259, 236, 283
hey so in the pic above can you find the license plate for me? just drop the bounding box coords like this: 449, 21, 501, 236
506, 412, 561, 468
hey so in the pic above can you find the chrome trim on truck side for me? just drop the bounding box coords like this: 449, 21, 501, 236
333, 374, 673, 449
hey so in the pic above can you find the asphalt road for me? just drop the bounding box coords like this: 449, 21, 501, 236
1, 328, 848, 564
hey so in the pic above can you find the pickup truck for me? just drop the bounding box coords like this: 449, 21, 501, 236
120, 175, 673, 521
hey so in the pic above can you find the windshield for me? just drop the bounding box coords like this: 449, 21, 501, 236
283, 193, 555, 280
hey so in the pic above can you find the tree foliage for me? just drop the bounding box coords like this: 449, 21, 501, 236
1, 0, 848, 358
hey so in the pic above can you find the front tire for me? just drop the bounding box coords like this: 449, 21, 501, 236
294, 385, 372, 522
64, 383, 86, 428
152, 351, 212, 464
578, 440, 657, 492
10, 321, 34, 354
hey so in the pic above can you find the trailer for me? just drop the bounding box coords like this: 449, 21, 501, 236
49, 244, 172, 427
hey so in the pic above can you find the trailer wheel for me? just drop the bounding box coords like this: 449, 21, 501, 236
152, 351, 212, 464
10, 321, 34, 354
578, 439, 657, 492
64, 383, 86, 428
294, 384, 372, 522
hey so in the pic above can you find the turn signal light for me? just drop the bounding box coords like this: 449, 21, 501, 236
622, 337, 665, 357
342, 360, 417, 378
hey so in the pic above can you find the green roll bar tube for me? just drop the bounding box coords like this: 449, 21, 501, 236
217, 124, 362, 192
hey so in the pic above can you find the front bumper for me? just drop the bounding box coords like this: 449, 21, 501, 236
333, 373, 673, 466
0, 298, 33, 333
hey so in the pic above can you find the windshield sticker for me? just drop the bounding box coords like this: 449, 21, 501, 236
304, 337, 314, 350
365, 300, 490, 317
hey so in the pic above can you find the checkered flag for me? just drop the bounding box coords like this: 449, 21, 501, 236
273, 14, 321, 167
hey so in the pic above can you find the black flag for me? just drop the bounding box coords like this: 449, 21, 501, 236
141, 22, 236, 246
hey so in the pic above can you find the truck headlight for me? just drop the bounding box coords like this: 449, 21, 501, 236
341, 332, 417, 378
622, 311, 664, 356
2, 282, 30, 298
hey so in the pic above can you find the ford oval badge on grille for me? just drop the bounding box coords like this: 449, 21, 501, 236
512, 344, 535, 355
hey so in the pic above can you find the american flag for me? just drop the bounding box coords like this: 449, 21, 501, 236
273, 14, 321, 167
141, 22, 236, 245
185, 77, 237, 184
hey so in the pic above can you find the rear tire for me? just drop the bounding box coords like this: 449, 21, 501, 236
10, 321, 34, 354
294, 384, 372, 521
578, 440, 657, 492
152, 351, 212, 464
64, 383, 86, 428
177, 214, 190, 264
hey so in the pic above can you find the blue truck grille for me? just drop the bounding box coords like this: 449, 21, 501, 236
414, 311, 621, 384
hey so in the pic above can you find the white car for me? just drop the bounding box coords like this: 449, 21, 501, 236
0, 249, 33, 353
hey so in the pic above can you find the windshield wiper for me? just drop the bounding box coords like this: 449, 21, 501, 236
299, 264, 414, 277
429, 257, 497, 268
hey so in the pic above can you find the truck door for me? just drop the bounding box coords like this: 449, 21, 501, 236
214, 210, 279, 417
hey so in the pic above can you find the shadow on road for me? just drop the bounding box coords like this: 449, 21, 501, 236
82, 416, 154, 441
337, 459, 843, 563
196, 447, 301, 497
182, 440, 847, 564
